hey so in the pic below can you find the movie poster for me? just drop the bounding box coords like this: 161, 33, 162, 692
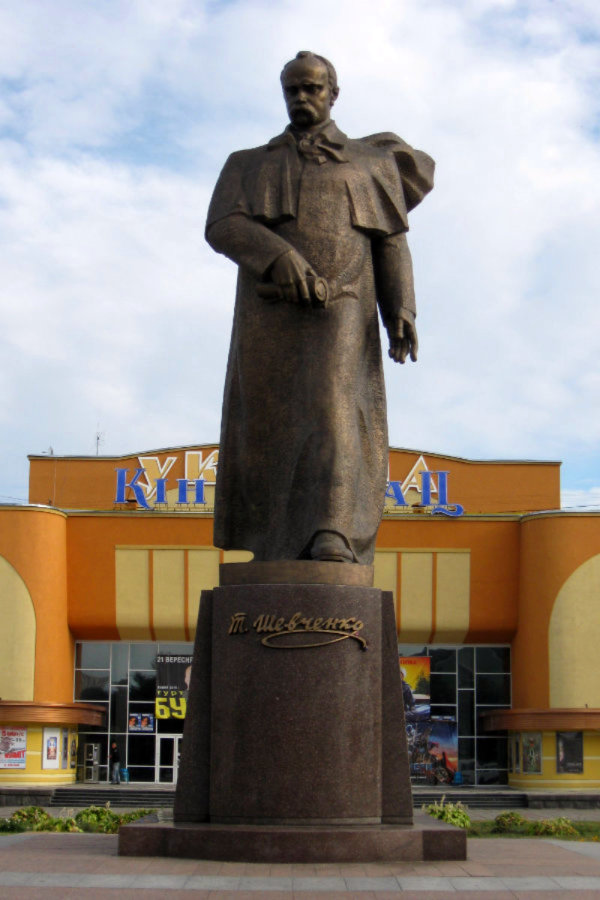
61, 730, 69, 769
406, 718, 458, 784
0, 727, 26, 769
521, 732, 542, 774
557, 732, 583, 774
155, 654, 193, 721
42, 727, 61, 769
128, 713, 155, 733
399, 656, 430, 720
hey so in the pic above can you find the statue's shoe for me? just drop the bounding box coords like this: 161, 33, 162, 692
309, 531, 355, 563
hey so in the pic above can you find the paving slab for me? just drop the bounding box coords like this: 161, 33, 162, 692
4, 829, 600, 894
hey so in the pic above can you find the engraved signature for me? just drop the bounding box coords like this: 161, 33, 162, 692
228, 611, 367, 650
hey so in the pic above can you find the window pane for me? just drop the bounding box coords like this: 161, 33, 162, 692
477, 705, 510, 736
111, 643, 129, 685
76, 643, 110, 669
477, 768, 508, 785
397, 645, 427, 657
75, 671, 109, 701
430, 673, 456, 704
158, 642, 194, 655
458, 647, 474, 688
430, 648, 456, 673
477, 737, 508, 769
130, 644, 157, 670
129, 671, 156, 701
110, 687, 128, 733
128, 735, 156, 766
127, 766, 156, 782
458, 737, 475, 770
76, 704, 108, 734
458, 691, 474, 736
430, 705, 456, 719
476, 647, 510, 673
477, 674, 510, 705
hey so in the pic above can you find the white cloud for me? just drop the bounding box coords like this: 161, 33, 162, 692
0, 0, 599, 503
561, 487, 600, 511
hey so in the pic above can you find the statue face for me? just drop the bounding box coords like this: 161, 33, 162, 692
282, 58, 334, 129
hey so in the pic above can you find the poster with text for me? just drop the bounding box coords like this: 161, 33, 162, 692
0, 727, 26, 769
406, 718, 458, 784
557, 731, 583, 774
128, 713, 155, 732
399, 656, 430, 720
42, 727, 61, 769
155, 654, 193, 721
521, 733, 542, 774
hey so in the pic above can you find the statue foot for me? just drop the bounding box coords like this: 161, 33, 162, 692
309, 531, 355, 563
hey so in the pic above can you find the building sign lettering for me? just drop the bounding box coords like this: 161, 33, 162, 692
114, 450, 464, 516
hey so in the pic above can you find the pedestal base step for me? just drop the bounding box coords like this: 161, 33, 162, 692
119, 813, 466, 862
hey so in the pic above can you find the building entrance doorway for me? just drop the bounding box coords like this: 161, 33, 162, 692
155, 734, 182, 784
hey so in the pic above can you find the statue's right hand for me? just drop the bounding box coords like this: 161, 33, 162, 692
269, 249, 316, 304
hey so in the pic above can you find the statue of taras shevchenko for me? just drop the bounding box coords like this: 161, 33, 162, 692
206, 51, 434, 565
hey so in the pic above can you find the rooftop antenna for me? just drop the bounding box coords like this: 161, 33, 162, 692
95, 429, 105, 456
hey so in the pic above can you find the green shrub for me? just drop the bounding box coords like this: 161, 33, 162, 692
119, 809, 155, 826
49, 817, 82, 833
1, 804, 156, 836
74, 805, 121, 833
529, 817, 578, 837
0, 817, 26, 833
493, 811, 528, 833
9, 806, 53, 830
74, 804, 156, 834
423, 796, 471, 829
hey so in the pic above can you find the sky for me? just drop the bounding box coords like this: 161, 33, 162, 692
0, 0, 599, 508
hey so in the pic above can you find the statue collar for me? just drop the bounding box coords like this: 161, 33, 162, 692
267, 121, 349, 160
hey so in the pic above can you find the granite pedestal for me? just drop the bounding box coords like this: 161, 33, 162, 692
119, 562, 466, 861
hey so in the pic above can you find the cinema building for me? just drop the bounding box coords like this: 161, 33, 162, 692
1, 444, 599, 790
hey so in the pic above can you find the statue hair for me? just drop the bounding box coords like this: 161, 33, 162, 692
280, 51, 338, 93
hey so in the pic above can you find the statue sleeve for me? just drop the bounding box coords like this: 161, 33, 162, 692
206, 214, 295, 279
206, 151, 297, 277
372, 232, 416, 329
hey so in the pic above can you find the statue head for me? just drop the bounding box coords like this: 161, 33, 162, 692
280, 51, 340, 129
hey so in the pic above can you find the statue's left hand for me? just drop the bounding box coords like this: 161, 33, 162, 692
388, 317, 418, 364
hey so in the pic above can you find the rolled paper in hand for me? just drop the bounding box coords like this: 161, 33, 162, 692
257, 275, 329, 308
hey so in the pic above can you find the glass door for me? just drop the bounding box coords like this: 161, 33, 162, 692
155, 734, 182, 783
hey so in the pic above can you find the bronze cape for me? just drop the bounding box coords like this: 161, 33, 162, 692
207, 122, 433, 563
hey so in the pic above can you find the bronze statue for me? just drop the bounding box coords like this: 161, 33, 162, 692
206, 51, 434, 564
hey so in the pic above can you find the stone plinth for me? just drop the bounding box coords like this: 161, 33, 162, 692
119, 562, 466, 861
174, 572, 411, 827
119, 813, 467, 861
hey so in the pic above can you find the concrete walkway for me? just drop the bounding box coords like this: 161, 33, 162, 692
3, 830, 600, 897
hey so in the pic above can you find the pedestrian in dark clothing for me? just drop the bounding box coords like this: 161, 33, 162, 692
109, 742, 121, 784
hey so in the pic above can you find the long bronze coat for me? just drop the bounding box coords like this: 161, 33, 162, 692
206, 122, 433, 563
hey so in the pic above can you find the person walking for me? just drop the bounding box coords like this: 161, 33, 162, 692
109, 741, 121, 784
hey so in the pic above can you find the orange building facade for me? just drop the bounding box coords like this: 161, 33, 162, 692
1, 444, 599, 789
